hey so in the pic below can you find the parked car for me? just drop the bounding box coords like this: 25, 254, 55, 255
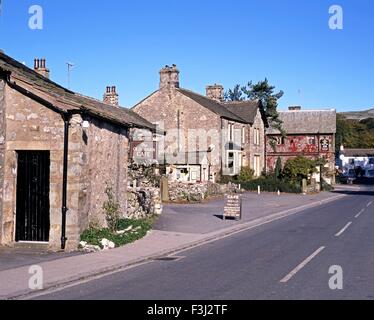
339, 169, 357, 184
363, 168, 374, 178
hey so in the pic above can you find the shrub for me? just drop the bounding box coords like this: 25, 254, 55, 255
238, 166, 255, 182
283, 156, 319, 183
103, 183, 120, 232
322, 180, 334, 192
275, 157, 282, 180
241, 176, 301, 194
81, 217, 155, 249
218, 174, 238, 184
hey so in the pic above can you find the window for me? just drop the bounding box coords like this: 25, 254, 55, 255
349, 159, 355, 165
308, 137, 316, 145
276, 136, 285, 145
242, 127, 246, 144
254, 155, 261, 177
254, 128, 260, 146
228, 152, 234, 169
369, 158, 374, 165
228, 124, 234, 141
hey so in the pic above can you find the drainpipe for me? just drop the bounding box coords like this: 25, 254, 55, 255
61, 112, 72, 250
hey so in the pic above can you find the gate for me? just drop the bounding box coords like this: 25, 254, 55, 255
15, 151, 50, 242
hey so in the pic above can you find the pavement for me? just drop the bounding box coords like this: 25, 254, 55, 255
0, 186, 354, 299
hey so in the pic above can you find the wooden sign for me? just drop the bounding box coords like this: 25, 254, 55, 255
130, 141, 157, 163
223, 194, 242, 221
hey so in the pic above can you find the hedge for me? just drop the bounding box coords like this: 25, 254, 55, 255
240, 177, 302, 194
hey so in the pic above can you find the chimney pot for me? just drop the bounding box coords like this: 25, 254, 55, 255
103, 85, 119, 107
34, 58, 50, 79
159, 64, 180, 89
206, 84, 224, 102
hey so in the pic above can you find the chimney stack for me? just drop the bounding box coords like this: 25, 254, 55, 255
34, 58, 50, 79
103, 85, 119, 107
159, 64, 180, 89
288, 106, 302, 111
206, 84, 224, 102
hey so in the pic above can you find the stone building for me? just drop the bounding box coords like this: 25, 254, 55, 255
132, 65, 267, 182
266, 106, 337, 184
0, 52, 155, 251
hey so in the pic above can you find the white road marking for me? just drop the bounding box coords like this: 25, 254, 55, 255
367, 201, 373, 208
280, 247, 326, 283
335, 222, 353, 237
355, 209, 365, 219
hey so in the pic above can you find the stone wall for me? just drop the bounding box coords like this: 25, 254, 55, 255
79, 116, 129, 231
1, 82, 131, 251
126, 164, 162, 219
168, 181, 238, 203
266, 134, 336, 184
133, 88, 222, 178
249, 110, 266, 174
2, 84, 65, 247
133, 87, 266, 181
0, 79, 5, 242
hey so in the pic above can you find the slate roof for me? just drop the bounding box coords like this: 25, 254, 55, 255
222, 100, 262, 125
341, 149, 374, 157
177, 88, 248, 123
0, 51, 156, 131
267, 110, 337, 135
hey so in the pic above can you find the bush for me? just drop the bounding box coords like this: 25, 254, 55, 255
240, 176, 301, 194
80, 217, 155, 249
103, 184, 120, 232
218, 174, 238, 184
238, 166, 255, 182
283, 156, 319, 183
322, 180, 334, 192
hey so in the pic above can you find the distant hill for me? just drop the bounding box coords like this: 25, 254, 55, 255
341, 108, 374, 120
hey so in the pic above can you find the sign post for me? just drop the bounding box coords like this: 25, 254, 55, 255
223, 194, 242, 221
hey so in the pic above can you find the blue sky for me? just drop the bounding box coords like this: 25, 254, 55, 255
0, 0, 373, 111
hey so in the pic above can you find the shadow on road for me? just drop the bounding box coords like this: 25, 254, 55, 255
333, 183, 374, 196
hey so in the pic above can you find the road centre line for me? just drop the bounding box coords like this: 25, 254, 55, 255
280, 247, 326, 283
335, 222, 353, 237
355, 209, 365, 219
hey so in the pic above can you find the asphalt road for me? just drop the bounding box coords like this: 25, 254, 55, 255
35, 186, 374, 300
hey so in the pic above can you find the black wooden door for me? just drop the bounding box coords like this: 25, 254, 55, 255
16, 151, 50, 242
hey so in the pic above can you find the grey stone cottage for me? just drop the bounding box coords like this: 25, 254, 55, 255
0, 52, 155, 251
132, 65, 267, 183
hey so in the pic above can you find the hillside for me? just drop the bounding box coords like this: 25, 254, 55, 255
336, 114, 374, 153
341, 108, 374, 120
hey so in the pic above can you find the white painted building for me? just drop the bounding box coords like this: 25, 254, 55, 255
338, 147, 374, 170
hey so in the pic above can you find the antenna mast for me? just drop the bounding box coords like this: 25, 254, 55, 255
66, 62, 74, 89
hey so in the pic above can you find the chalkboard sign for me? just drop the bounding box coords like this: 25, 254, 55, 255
223, 194, 242, 221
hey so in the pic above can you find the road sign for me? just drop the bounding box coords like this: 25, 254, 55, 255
223, 194, 242, 221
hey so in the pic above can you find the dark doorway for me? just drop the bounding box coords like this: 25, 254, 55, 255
16, 151, 50, 242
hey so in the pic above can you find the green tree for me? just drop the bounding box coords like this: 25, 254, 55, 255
224, 79, 285, 141
336, 114, 374, 153
283, 156, 318, 183
275, 157, 282, 180
242, 79, 285, 136
238, 166, 255, 182
224, 84, 245, 101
